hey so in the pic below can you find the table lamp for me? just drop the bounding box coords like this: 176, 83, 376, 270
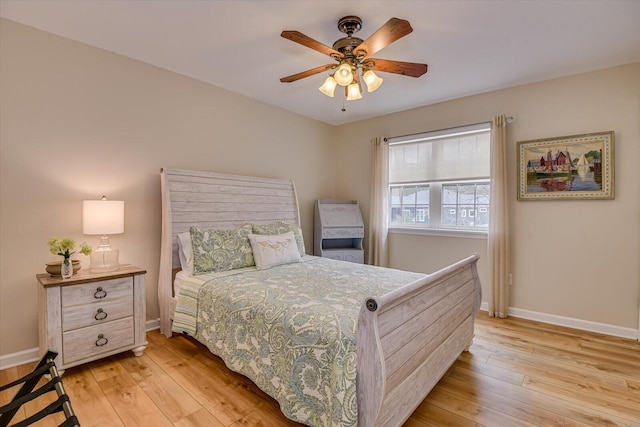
83, 196, 124, 271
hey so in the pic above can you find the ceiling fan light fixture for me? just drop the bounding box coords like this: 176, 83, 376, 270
363, 69, 383, 92
346, 82, 362, 101
334, 62, 354, 86
280, 16, 427, 105
319, 75, 338, 97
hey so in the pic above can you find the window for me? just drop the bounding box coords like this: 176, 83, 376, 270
388, 123, 491, 233
390, 184, 429, 225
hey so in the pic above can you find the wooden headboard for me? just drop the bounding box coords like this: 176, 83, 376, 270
158, 168, 301, 336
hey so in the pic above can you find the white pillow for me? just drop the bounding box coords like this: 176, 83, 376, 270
177, 231, 194, 275
248, 231, 302, 270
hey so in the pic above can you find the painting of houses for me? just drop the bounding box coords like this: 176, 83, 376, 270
517, 132, 614, 200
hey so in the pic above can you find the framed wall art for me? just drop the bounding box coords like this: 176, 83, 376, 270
517, 131, 614, 200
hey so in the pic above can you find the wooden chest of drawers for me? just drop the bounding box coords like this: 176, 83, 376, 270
37, 265, 146, 372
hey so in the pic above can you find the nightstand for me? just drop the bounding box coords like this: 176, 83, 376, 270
37, 265, 147, 373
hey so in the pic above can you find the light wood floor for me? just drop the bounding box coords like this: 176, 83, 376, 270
2, 312, 639, 426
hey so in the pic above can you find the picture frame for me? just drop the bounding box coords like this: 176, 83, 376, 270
517, 131, 614, 200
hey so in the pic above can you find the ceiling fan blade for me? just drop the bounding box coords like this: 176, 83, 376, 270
280, 64, 336, 83
366, 58, 428, 78
354, 18, 413, 58
281, 31, 344, 59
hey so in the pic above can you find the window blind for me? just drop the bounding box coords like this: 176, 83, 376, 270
388, 123, 491, 184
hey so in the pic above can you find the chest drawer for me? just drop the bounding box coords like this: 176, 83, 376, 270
343, 251, 364, 264
322, 251, 345, 261
62, 297, 133, 331
62, 277, 132, 307
62, 316, 134, 365
322, 227, 364, 239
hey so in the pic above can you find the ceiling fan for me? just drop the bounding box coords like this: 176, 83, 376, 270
280, 16, 428, 101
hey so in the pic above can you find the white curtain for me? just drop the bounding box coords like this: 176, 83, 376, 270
488, 115, 510, 318
367, 136, 389, 267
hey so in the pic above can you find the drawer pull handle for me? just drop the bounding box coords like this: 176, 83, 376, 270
94, 287, 107, 299
95, 334, 108, 347
94, 308, 108, 321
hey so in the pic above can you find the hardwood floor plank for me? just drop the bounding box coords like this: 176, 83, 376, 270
92, 360, 174, 427
455, 351, 525, 385
470, 335, 535, 356
150, 348, 262, 425
627, 378, 640, 396
173, 408, 226, 427
228, 405, 302, 427
436, 373, 586, 426
3, 314, 639, 427
523, 375, 640, 423
0, 365, 27, 424
487, 352, 632, 393
425, 386, 538, 427
409, 400, 479, 427
450, 354, 637, 426
119, 353, 203, 423
577, 340, 640, 365
62, 364, 124, 427
19, 364, 65, 427
532, 345, 640, 380
145, 331, 199, 369
484, 315, 636, 350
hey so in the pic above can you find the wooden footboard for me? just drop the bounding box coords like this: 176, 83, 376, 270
357, 253, 481, 426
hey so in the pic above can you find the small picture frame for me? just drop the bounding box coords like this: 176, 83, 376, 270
517, 131, 614, 200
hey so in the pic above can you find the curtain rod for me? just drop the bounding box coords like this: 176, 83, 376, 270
383, 116, 514, 142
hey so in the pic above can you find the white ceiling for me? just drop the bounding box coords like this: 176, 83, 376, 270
1, 0, 639, 126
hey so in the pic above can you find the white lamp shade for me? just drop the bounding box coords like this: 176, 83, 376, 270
83, 199, 124, 234
346, 82, 363, 101
363, 69, 383, 92
334, 62, 353, 87
318, 76, 337, 97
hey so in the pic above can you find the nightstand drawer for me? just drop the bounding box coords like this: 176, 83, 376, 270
63, 317, 134, 365
62, 297, 133, 331
62, 277, 132, 307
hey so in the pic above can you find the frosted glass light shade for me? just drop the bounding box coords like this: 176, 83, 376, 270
334, 62, 353, 86
363, 69, 383, 92
319, 76, 338, 97
346, 82, 362, 101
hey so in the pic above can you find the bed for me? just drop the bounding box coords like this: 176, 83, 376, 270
158, 168, 482, 427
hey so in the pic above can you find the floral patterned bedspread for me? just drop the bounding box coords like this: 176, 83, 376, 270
174, 257, 424, 426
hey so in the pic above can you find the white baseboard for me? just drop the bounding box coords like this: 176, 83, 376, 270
146, 318, 160, 331
0, 319, 162, 371
480, 302, 639, 340
0, 347, 40, 371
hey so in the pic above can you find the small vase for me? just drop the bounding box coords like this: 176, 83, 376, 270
61, 257, 73, 279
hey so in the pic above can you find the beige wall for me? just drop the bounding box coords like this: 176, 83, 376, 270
0, 19, 338, 356
333, 63, 640, 331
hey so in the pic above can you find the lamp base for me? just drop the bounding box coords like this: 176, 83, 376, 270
89, 248, 120, 272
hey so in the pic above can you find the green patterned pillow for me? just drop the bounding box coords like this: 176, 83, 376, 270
252, 221, 305, 257
190, 224, 255, 274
